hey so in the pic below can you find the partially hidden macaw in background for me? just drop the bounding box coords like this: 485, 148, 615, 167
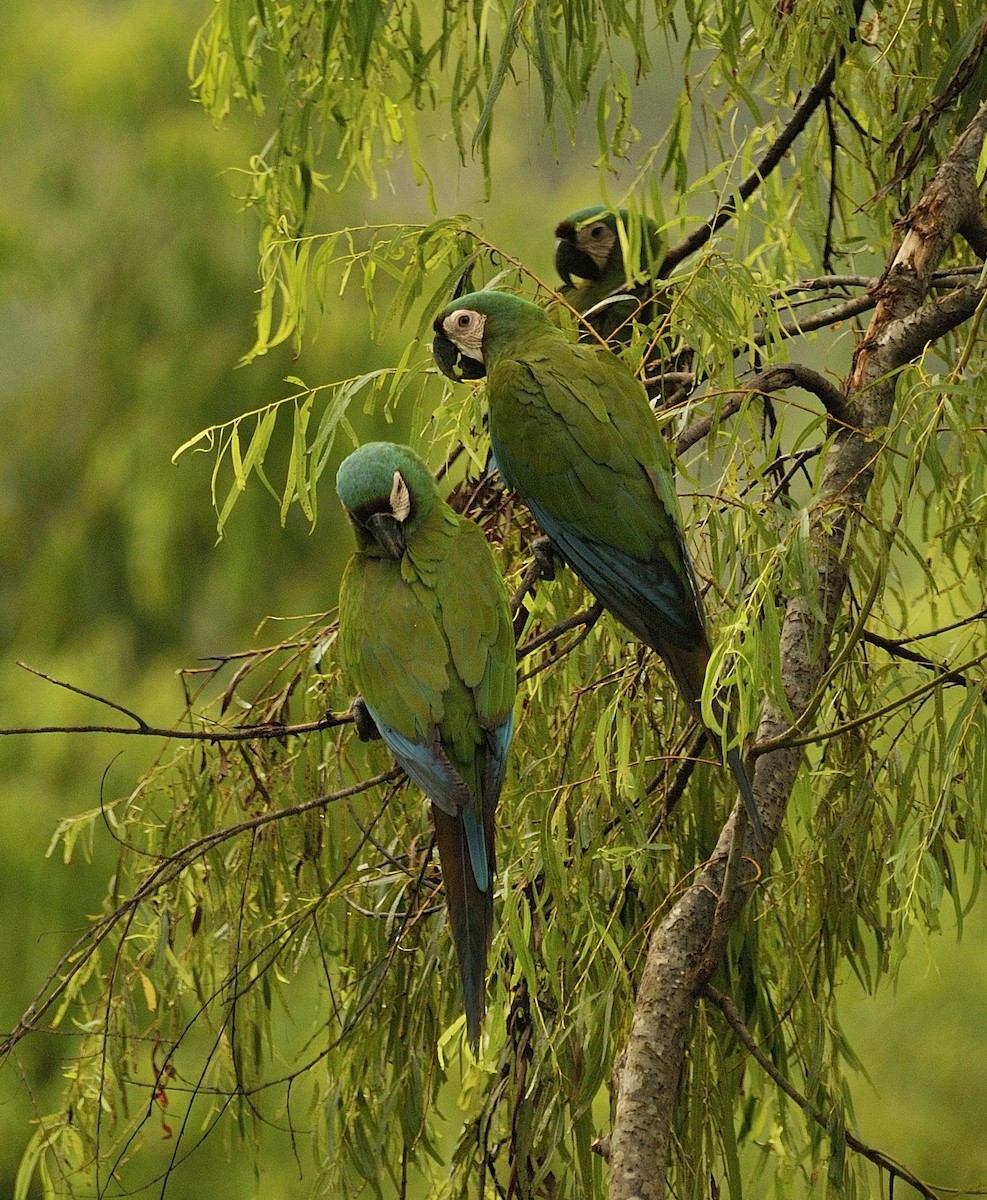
432, 292, 764, 841
553, 206, 663, 342
554, 206, 693, 404
336, 441, 517, 1047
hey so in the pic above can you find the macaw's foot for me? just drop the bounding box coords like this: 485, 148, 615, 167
351, 696, 381, 742
532, 535, 560, 581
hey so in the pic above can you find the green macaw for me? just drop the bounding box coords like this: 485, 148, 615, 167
553, 206, 663, 341
554, 206, 692, 404
335, 441, 517, 1047
432, 292, 764, 841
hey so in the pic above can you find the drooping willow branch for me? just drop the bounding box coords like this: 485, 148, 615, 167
0, 766, 402, 1062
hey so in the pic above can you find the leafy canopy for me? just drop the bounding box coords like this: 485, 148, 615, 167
12, 2, 987, 1199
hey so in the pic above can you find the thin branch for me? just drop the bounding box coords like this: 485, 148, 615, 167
752, 642, 987, 759
517, 602, 604, 659
676, 363, 848, 455
702, 985, 941, 1200
775, 267, 982, 298
17, 661, 149, 729
894, 605, 987, 646
0, 767, 402, 1061
518, 609, 605, 682
0, 713, 351, 741
0, 662, 351, 741
661, 0, 866, 275
863, 629, 985, 689
759, 364, 848, 421
676, 397, 745, 455
758, 293, 876, 346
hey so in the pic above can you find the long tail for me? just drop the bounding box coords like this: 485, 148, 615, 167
726, 745, 765, 842
431, 805, 494, 1049
661, 643, 766, 843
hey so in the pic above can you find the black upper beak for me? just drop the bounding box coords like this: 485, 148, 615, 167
553, 231, 601, 288
431, 322, 487, 382
366, 511, 406, 560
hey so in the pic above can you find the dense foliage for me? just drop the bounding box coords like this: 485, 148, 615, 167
6, 1, 987, 1198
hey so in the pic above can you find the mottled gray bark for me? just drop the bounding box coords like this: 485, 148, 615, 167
607, 100, 987, 1200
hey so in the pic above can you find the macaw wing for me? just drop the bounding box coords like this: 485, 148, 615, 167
338, 555, 450, 741
361, 702, 475, 823
435, 519, 518, 727
489, 351, 685, 569
526, 496, 704, 652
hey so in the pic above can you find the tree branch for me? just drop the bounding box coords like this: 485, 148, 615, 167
661, 0, 866, 275
607, 96, 987, 1200
676, 363, 848, 455
0, 661, 353, 742
758, 293, 876, 346
702, 985, 942, 1200
863, 628, 986, 689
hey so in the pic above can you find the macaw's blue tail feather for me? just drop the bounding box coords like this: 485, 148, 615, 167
726, 746, 765, 843
660, 645, 766, 844
432, 805, 494, 1050
462, 808, 490, 893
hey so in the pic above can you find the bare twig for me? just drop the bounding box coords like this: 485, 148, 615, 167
758, 293, 876, 346
0, 766, 404, 1075
517, 602, 604, 660
863, 629, 986, 689
676, 363, 848, 455
0, 662, 351, 742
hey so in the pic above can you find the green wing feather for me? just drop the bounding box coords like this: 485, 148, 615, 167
338, 553, 450, 742
488, 340, 690, 590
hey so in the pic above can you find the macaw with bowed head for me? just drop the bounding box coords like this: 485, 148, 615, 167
432, 291, 764, 841
335, 441, 517, 1047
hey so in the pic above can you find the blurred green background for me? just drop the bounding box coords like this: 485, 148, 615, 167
1, 1, 986, 1196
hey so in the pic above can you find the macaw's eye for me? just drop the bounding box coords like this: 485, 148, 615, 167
457, 312, 472, 328
590, 224, 606, 239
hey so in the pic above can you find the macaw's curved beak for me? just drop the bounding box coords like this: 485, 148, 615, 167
554, 225, 600, 289
366, 511, 406, 560
432, 324, 487, 382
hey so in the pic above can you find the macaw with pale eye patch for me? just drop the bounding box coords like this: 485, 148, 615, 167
431, 291, 764, 841
335, 441, 517, 1047
554, 206, 663, 340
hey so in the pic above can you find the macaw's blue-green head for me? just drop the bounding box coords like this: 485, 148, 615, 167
432, 289, 556, 382
553, 206, 662, 291
336, 441, 437, 559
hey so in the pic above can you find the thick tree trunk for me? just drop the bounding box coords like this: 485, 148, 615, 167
607, 100, 987, 1200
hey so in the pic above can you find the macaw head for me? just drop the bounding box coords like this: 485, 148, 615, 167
553, 206, 662, 291
336, 441, 436, 559
432, 289, 555, 382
